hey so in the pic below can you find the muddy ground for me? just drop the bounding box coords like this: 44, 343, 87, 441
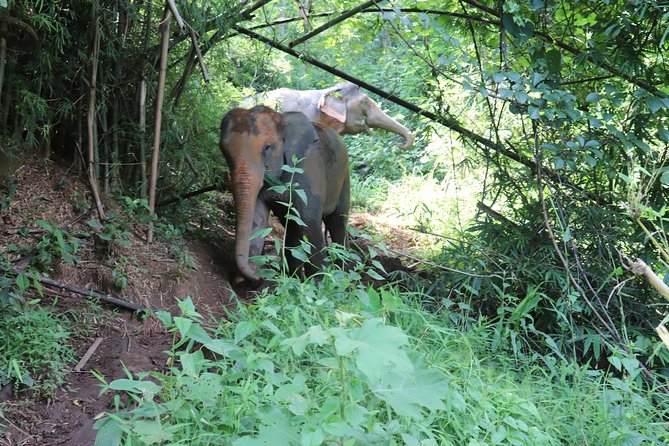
0, 159, 414, 445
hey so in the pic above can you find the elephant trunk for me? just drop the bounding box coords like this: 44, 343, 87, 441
231, 165, 264, 281
364, 105, 414, 150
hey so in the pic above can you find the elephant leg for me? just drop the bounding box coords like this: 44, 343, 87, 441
324, 175, 351, 246
248, 199, 271, 259
304, 212, 328, 278
282, 207, 327, 278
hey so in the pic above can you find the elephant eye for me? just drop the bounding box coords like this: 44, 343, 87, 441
262, 143, 272, 157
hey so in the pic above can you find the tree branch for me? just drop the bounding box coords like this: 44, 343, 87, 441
289, 0, 383, 48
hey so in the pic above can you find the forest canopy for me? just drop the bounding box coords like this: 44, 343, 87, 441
1, 0, 669, 443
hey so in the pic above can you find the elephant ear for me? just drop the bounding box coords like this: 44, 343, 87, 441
281, 112, 319, 167
317, 89, 347, 131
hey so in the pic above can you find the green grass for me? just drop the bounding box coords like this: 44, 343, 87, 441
0, 305, 75, 397
93, 265, 668, 446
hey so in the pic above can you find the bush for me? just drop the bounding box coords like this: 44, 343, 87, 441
0, 305, 74, 397
94, 264, 669, 445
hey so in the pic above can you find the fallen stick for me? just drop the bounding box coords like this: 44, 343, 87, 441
156, 182, 228, 207
8, 268, 145, 312
74, 337, 104, 372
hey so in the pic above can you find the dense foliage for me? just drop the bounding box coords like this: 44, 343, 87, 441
94, 268, 669, 445
2, 0, 669, 443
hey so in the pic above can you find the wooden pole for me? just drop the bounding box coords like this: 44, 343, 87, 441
87, 17, 106, 221
147, 6, 172, 243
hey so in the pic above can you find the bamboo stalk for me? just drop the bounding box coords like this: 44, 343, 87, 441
139, 78, 147, 197
147, 6, 172, 243
87, 16, 106, 221
189, 27, 210, 82
0, 19, 7, 102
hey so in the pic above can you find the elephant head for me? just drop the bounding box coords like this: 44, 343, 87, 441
244, 82, 414, 150
219, 106, 320, 281
317, 82, 414, 150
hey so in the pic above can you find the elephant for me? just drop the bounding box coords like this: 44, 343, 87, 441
242, 81, 414, 150
219, 105, 351, 281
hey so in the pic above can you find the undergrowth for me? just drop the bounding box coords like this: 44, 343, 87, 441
93, 263, 669, 445
0, 304, 75, 398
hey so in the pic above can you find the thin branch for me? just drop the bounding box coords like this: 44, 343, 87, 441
241, 0, 275, 20
289, 0, 382, 48
156, 182, 226, 207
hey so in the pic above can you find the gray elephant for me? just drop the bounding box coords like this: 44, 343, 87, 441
242, 81, 414, 150
219, 105, 350, 281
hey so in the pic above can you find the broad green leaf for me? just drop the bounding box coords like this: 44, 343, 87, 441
492, 72, 505, 84
321, 420, 351, 436
174, 317, 212, 344
660, 170, 669, 185
301, 428, 325, 446
234, 407, 300, 446
93, 417, 124, 446
528, 105, 540, 120
204, 338, 242, 357
132, 420, 174, 445
15, 273, 30, 292
646, 96, 664, 113
334, 319, 412, 382
510, 288, 543, 322
532, 72, 544, 86
251, 227, 273, 240
372, 356, 449, 420
108, 379, 161, 399
608, 355, 622, 371
283, 325, 329, 356
87, 219, 102, 229
184, 372, 224, 406
545, 49, 561, 76
585, 92, 600, 102
235, 321, 257, 344
179, 350, 205, 377
289, 247, 310, 263
295, 189, 308, 206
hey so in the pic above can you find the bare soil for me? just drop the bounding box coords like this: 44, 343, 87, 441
0, 158, 410, 445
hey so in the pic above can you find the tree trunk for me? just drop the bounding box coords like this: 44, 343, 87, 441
147, 6, 172, 244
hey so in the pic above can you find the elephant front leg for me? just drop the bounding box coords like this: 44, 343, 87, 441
277, 211, 326, 278
248, 199, 271, 261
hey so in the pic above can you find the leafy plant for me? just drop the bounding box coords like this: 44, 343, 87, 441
94, 259, 669, 445
87, 213, 131, 256
0, 305, 75, 397
28, 220, 81, 271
